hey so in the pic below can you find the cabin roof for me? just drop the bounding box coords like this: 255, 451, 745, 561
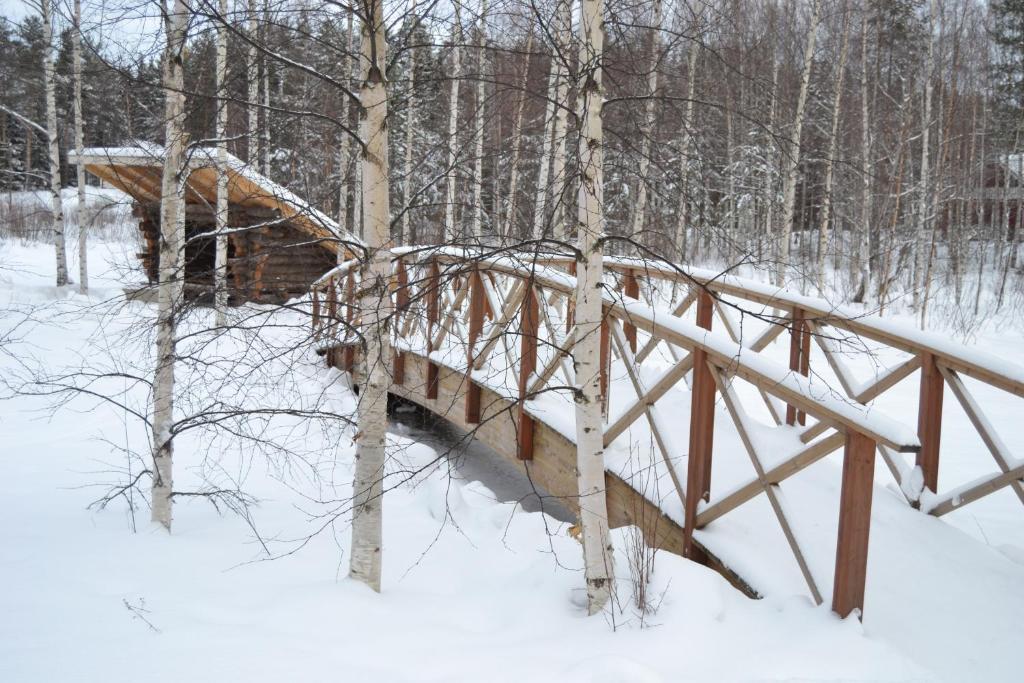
68, 145, 357, 255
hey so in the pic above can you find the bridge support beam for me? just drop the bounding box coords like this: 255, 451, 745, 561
833, 430, 876, 620
517, 285, 538, 460
426, 260, 440, 399
684, 290, 715, 559
465, 267, 484, 423
786, 308, 810, 426
916, 352, 944, 499
623, 270, 639, 352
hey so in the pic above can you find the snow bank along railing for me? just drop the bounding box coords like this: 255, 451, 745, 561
310, 248, 935, 619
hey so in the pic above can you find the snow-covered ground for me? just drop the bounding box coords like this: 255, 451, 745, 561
1, 223, 1022, 681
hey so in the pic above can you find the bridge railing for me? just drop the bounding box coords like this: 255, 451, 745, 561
309, 247, 1022, 618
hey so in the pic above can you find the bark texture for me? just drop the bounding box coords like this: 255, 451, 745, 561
575, 0, 614, 616
73, 0, 87, 293
42, 0, 68, 287
349, 0, 392, 593
152, 0, 189, 531
215, 0, 229, 325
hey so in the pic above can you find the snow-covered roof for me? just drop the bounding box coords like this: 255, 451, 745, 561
68, 145, 360, 255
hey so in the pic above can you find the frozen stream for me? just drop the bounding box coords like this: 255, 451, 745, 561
388, 401, 574, 523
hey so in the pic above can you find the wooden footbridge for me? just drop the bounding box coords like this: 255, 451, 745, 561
310, 247, 1024, 620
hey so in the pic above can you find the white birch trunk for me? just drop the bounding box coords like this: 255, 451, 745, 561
854, 9, 872, 302
575, 0, 614, 616
247, 0, 260, 168
531, 61, 559, 240
152, 0, 189, 531
675, 41, 699, 260
73, 0, 87, 293
913, 0, 937, 312
442, 4, 463, 242
260, 0, 271, 175
627, 0, 663, 245
400, 5, 417, 245
42, 0, 68, 287
776, 0, 821, 286
550, 1, 571, 242
338, 11, 354, 254
214, 0, 229, 325
349, 0, 392, 593
816, 8, 850, 293
469, 1, 487, 240
503, 33, 533, 241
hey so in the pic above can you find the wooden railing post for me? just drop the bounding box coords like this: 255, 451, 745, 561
566, 261, 577, 334
916, 352, 944, 498
426, 259, 440, 400
684, 290, 715, 559
600, 315, 611, 418
311, 289, 321, 338
343, 271, 355, 373
393, 260, 409, 386
517, 283, 538, 460
833, 430, 877, 620
465, 266, 484, 423
623, 270, 639, 352
786, 308, 810, 426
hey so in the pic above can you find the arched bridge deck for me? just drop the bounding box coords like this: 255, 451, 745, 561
310, 247, 1024, 620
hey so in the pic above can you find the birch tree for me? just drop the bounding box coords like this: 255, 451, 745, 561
399, 2, 417, 245
549, 0, 571, 241
152, 0, 190, 531
816, 6, 851, 293
72, 0, 87, 293
853, 8, 872, 303
675, 37, 699, 260
41, 0, 68, 287
913, 0, 938, 314
627, 0, 663, 244
776, 0, 821, 286
575, 0, 614, 616
469, 0, 487, 240
349, 0, 392, 592
338, 9, 354, 249
247, 0, 260, 167
214, 0, 229, 324
442, 2, 463, 242
503, 32, 533, 241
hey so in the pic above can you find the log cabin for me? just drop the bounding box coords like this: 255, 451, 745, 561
69, 145, 357, 305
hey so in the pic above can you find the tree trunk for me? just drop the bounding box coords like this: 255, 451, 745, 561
550, 1, 571, 242
575, 0, 614, 616
503, 33, 533, 242
532, 55, 559, 240
247, 0, 260, 168
400, 9, 416, 245
73, 0, 87, 293
152, 0, 189, 532
214, 0, 230, 325
443, 4, 463, 242
853, 9, 872, 303
675, 40, 699, 261
816, 6, 851, 294
349, 0, 392, 593
469, 1, 488, 241
913, 0, 938, 313
42, 0, 68, 287
777, 0, 821, 286
261, 1, 271, 175
627, 0, 663, 249
338, 10, 354, 251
